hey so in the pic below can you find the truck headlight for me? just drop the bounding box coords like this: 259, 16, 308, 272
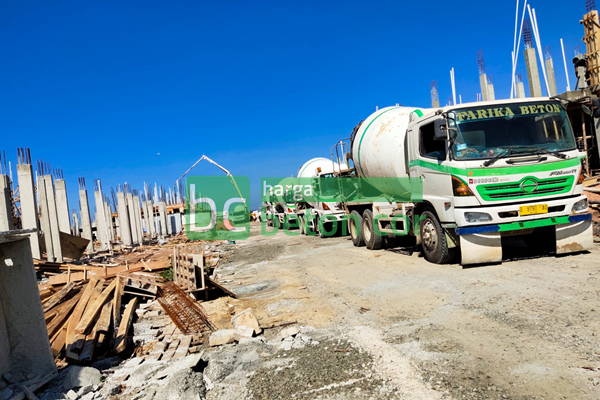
572, 198, 588, 213
464, 212, 492, 223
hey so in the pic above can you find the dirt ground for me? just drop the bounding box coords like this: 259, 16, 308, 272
206, 223, 600, 400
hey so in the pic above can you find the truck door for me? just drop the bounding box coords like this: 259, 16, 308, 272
409, 118, 454, 221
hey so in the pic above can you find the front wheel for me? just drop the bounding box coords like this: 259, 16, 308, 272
419, 208, 455, 264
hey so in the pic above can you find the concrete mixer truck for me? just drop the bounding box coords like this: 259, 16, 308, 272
294, 157, 347, 237
331, 98, 593, 265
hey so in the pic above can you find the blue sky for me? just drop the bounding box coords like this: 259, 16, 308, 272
0, 0, 588, 212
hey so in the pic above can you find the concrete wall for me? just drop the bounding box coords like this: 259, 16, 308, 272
0, 237, 56, 380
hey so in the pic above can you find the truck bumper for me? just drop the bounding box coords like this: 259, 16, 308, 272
457, 213, 593, 265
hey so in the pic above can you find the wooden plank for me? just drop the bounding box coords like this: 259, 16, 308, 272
46, 291, 83, 337
50, 319, 69, 356
47, 263, 146, 286
96, 301, 112, 334
42, 282, 76, 313
64, 279, 102, 361
44, 291, 80, 325
69, 281, 103, 355
75, 279, 117, 334
114, 297, 139, 353
173, 335, 192, 359
113, 277, 123, 332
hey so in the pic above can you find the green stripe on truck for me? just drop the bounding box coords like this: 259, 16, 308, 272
408, 158, 580, 177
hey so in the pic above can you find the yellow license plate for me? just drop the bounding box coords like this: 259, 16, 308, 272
519, 204, 548, 216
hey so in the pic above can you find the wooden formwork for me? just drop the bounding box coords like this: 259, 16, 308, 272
171, 242, 206, 294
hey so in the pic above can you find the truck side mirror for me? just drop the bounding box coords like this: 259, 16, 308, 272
434, 119, 447, 141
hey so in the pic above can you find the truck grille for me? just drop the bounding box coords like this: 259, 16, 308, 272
477, 176, 574, 201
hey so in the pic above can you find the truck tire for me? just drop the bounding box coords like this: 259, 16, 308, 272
349, 210, 365, 247
362, 209, 383, 250
419, 208, 455, 264
319, 219, 332, 238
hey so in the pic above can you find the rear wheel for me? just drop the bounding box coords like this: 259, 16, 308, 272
362, 209, 383, 250
349, 210, 365, 247
419, 208, 455, 264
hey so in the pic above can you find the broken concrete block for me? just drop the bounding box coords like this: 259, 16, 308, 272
279, 326, 300, 339
78, 385, 94, 397
63, 366, 102, 390
66, 389, 78, 400
135, 309, 147, 317
231, 308, 261, 335
209, 329, 236, 346
233, 325, 254, 341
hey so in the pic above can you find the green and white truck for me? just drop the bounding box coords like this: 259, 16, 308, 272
333, 98, 593, 265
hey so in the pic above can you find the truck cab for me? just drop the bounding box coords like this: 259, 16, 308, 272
407, 98, 592, 264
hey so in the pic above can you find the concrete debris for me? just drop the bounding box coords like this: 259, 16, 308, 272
279, 326, 300, 339
209, 329, 237, 347
233, 325, 255, 340
231, 308, 262, 335
65, 389, 78, 400
62, 367, 102, 390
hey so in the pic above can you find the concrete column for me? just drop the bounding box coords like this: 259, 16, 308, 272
43, 175, 63, 262
524, 48, 543, 97
38, 178, 54, 262
166, 212, 173, 235
72, 212, 79, 236
544, 57, 558, 97
143, 201, 152, 238
487, 83, 495, 101
126, 193, 139, 244
79, 188, 93, 253
104, 202, 114, 243
516, 81, 526, 98
54, 179, 70, 234
117, 192, 132, 245
479, 73, 489, 101
133, 195, 143, 242
93, 187, 109, 251
0, 175, 13, 232
16, 164, 41, 259
159, 201, 168, 237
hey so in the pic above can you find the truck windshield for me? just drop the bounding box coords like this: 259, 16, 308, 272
450, 101, 576, 160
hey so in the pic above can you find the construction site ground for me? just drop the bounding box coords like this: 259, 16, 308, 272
37, 223, 600, 400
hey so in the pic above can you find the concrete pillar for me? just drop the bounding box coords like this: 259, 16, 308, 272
54, 179, 70, 233
524, 48, 543, 97
93, 188, 108, 250
0, 175, 13, 232
0, 237, 56, 382
72, 212, 79, 236
133, 195, 143, 242
545, 57, 558, 97
38, 178, 54, 262
43, 175, 63, 263
79, 188, 93, 253
117, 192, 132, 245
487, 83, 495, 101
159, 201, 168, 237
146, 200, 156, 238
104, 202, 114, 242
144, 201, 153, 238
479, 73, 489, 101
516, 81, 526, 98
166, 212, 173, 235
126, 193, 139, 244
16, 164, 41, 259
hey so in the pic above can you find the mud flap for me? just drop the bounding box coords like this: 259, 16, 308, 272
555, 219, 593, 255
459, 232, 502, 265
